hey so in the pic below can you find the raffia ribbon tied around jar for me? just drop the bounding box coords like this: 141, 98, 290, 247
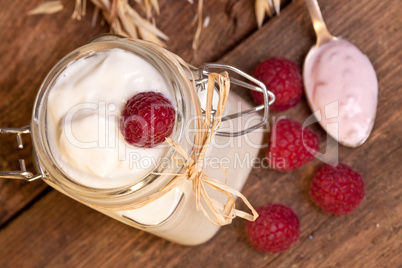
163, 72, 259, 226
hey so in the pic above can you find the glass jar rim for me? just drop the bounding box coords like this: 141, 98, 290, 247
31, 38, 202, 207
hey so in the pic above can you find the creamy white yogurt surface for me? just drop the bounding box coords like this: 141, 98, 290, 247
47, 48, 173, 188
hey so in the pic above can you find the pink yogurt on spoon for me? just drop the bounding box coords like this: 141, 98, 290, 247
303, 39, 378, 147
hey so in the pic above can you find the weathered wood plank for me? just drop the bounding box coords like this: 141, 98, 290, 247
0, 0, 111, 227
219, 0, 402, 267
0, 0, 401, 267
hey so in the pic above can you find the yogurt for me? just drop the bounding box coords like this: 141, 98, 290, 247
304, 40, 378, 147
47, 48, 173, 188
45, 46, 264, 245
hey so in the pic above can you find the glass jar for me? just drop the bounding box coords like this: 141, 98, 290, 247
0, 36, 274, 245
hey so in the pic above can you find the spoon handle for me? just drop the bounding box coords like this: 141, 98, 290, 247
305, 0, 333, 46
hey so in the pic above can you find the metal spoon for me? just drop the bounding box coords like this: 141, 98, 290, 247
303, 0, 378, 147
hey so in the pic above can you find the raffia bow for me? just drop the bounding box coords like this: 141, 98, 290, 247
162, 72, 259, 225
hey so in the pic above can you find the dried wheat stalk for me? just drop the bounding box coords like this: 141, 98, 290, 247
74, 0, 168, 46
255, 0, 281, 27
28, 0, 280, 50
28, 1, 64, 15
29, 0, 167, 46
192, 0, 203, 52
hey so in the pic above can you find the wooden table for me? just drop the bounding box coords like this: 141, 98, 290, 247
0, 0, 401, 267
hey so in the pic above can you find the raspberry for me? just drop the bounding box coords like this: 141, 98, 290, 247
120, 91, 176, 148
246, 204, 300, 253
267, 118, 319, 171
251, 57, 303, 112
310, 163, 365, 215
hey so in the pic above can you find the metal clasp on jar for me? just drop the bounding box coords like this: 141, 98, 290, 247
193, 63, 275, 137
0, 126, 42, 181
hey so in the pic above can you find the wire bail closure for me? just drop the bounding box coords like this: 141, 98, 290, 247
194, 63, 275, 137
0, 125, 42, 181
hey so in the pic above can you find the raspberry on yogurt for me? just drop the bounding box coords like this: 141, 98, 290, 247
120, 91, 176, 148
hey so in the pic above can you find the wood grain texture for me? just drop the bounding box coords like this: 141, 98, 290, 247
0, 0, 401, 267
0, 0, 110, 227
